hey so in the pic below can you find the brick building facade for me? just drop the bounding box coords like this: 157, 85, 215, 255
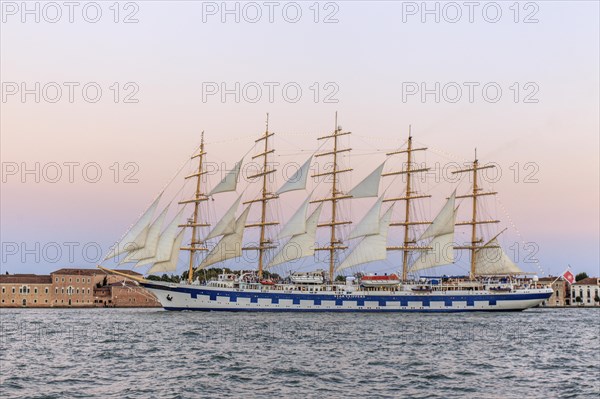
0, 274, 52, 307
537, 277, 568, 307
0, 268, 160, 308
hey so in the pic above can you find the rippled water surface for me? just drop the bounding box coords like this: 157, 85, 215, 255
1, 308, 598, 398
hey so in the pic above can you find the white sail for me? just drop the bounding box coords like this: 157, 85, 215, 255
336, 206, 393, 272
475, 238, 523, 275
348, 195, 384, 239
135, 208, 185, 267
104, 194, 162, 260
267, 204, 323, 268
411, 212, 457, 272
205, 193, 243, 240
277, 193, 312, 239
197, 205, 251, 269
418, 190, 456, 241
209, 158, 243, 196
120, 206, 169, 264
348, 162, 385, 198
125, 225, 150, 254
147, 229, 185, 274
276, 156, 313, 195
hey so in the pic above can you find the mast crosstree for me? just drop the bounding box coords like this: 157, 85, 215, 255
383, 129, 432, 281
312, 113, 353, 282
179, 132, 210, 284
452, 151, 500, 279
243, 114, 279, 278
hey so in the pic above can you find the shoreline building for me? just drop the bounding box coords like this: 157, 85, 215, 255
0, 268, 160, 308
571, 277, 600, 307
537, 277, 568, 307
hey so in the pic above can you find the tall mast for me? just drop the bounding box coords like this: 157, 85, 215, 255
243, 114, 278, 278
453, 150, 499, 279
383, 128, 431, 281
312, 113, 353, 282
179, 132, 209, 283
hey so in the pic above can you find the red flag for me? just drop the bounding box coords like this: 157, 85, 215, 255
563, 270, 575, 284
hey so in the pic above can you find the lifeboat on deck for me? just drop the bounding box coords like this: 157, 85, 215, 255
260, 279, 275, 286
360, 274, 400, 287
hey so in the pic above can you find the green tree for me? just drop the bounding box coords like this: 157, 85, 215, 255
575, 272, 589, 282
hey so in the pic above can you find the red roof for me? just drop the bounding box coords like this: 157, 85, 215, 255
361, 274, 399, 281
0, 274, 52, 284
51, 268, 103, 276
574, 277, 599, 285
51, 268, 141, 277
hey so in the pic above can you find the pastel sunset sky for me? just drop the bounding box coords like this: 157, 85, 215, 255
1, 1, 598, 277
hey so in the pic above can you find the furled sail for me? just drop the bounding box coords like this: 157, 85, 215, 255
205, 193, 243, 240
197, 205, 252, 269
104, 194, 162, 260
348, 195, 384, 239
336, 206, 393, 272
120, 206, 169, 264
277, 193, 312, 239
474, 238, 523, 275
135, 208, 186, 267
348, 162, 385, 199
276, 156, 313, 195
147, 229, 185, 274
267, 204, 323, 268
411, 193, 458, 272
208, 158, 243, 196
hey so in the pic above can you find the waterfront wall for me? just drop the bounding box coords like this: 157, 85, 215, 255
0, 268, 160, 308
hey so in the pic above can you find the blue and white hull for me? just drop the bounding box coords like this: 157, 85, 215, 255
141, 282, 553, 312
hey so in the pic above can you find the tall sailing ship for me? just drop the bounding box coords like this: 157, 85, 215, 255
99, 115, 552, 312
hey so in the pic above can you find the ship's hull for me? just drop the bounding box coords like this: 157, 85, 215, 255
141, 282, 553, 312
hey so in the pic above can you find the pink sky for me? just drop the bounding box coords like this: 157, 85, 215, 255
1, 1, 598, 276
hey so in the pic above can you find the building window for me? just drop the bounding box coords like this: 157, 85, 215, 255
55, 288, 58, 294
34, 288, 38, 294
69, 278, 72, 283
76, 278, 79, 283
88, 278, 91, 283
55, 277, 59, 282
62, 277, 65, 282
45, 288, 49, 294
1, 287, 4, 293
